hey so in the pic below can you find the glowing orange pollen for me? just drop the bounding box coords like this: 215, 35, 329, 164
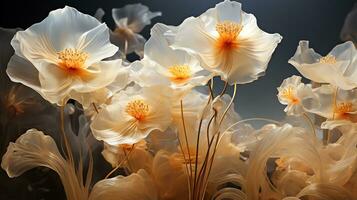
126, 99, 149, 121
58, 48, 89, 77
334, 102, 353, 119
281, 86, 299, 104
215, 21, 242, 52
168, 65, 191, 83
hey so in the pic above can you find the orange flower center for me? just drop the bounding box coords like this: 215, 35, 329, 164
58, 48, 89, 77
215, 21, 242, 52
125, 99, 149, 121
281, 86, 299, 104
168, 65, 191, 83
334, 102, 353, 119
319, 55, 337, 64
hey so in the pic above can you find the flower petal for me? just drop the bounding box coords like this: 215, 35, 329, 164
77, 23, 118, 66
89, 169, 158, 200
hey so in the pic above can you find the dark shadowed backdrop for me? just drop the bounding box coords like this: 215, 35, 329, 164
0, 0, 355, 120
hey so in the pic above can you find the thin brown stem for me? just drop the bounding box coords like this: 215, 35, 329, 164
178, 137, 192, 200
201, 84, 237, 197
193, 80, 213, 199
195, 110, 217, 199
105, 144, 135, 179
180, 100, 193, 184
92, 103, 99, 114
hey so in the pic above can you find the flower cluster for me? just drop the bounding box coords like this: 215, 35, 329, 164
0, 1, 356, 200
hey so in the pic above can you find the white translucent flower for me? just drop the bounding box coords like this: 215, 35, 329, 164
90, 86, 172, 145
6, 6, 125, 106
277, 75, 314, 116
289, 41, 357, 90
111, 4, 161, 57
302, 84, 357, 126
143, 23, 213, 89
170, 0, 282, 84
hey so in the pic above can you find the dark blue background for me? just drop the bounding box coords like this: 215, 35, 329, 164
0, 0, 355, 120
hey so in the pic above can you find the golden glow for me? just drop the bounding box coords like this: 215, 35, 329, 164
215, 21, 242, 52
281, 86, 299, 104
319, 55, 337, 64
58, 48, 89, 77
168, 65, 191, 83
126, 99, 149, 121
334, 102, 353, 119
120, 140, 146, 151
169, 149, 200, 171
275, 158, 287, 171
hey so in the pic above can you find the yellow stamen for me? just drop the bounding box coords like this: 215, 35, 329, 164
215, 21, 242, 52
126, 99, 149, 121
58, 48, 89, 76
168, 65, 191, 83
319, 55, 337, 64
334, 102, 353, 119
281, 86, 299, 104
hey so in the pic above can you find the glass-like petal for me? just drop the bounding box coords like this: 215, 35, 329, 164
89, 169, 158, 200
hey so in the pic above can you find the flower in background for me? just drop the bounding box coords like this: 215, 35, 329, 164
96, 4, 161, 58
277, 75, 314, 116
90, 86, 172, 145
341, 3, 357, 46
170, 0, 282, 84
289, 41, 357, 90
6, 6, 126, 107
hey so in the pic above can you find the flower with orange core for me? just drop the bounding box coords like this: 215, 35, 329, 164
57, 48, 90, 78
140, 23, 212, 89
126, 99, 150, 121
277, 75, 313, 116
91, 86, 172, 145
171, 0, 282, 84
168, 65, 192, 83
6, 6, 123, 106
215, 21, 242, 54
280, 86, 299, 105
334, 102, 354, 120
